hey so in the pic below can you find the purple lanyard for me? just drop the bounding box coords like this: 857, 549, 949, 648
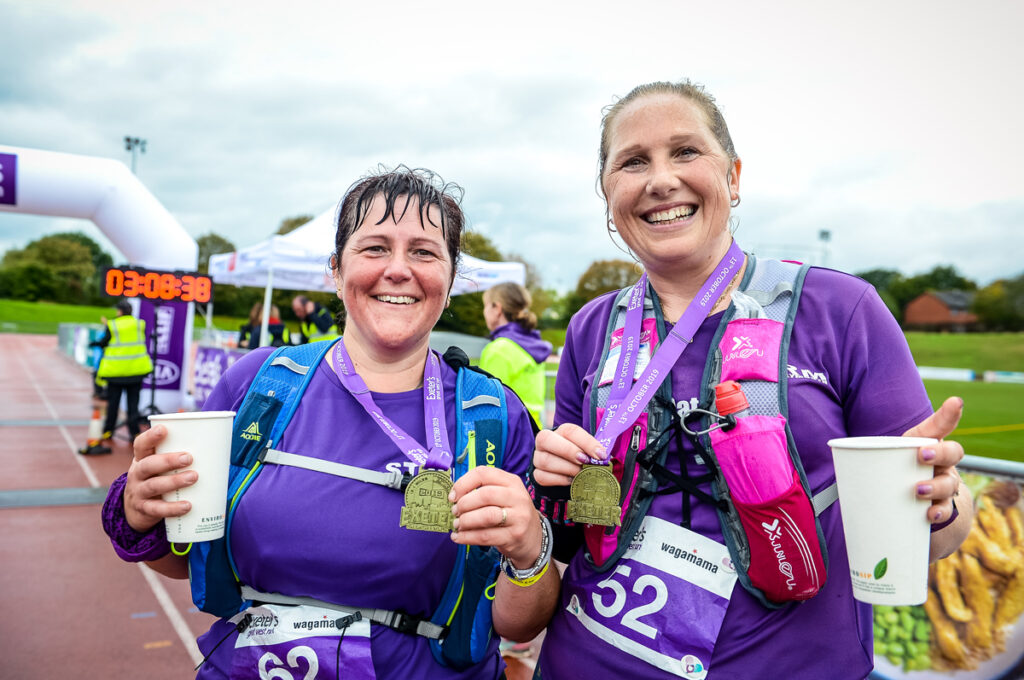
591, 241, 745, 461
331, 339, 453, 470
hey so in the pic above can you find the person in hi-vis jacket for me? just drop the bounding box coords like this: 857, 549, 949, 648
480, 282, 552, 428
87, 300, 153, 451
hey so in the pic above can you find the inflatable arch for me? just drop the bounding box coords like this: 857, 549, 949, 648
0, 145, 198, 412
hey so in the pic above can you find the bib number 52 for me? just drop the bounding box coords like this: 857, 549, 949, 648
592, 564, 668, 640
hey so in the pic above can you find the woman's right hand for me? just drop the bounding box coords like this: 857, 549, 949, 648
532, 423, 608, 487
124, 425, 197, 533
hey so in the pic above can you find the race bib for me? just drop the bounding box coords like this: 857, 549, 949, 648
564, 516, 737, 679
231, 604, 375, 680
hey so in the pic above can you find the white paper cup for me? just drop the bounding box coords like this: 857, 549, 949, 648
149, 411, 236, 543
827, 436, 936, 605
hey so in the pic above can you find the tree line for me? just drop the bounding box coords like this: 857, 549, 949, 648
2, 225, 1023, 333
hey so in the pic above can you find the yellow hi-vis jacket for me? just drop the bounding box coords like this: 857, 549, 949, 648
300, 305, 340, 343
479, 337, 546, 427
97, 315, 154, 379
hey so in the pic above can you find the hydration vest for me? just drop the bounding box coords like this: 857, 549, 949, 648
185, 340, 512, 669
584, 255, 837, 609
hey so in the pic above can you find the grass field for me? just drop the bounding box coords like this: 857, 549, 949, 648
907, 332, 1024, 374
3, 299, 1021, 461
0, 299, 291, 338
923, 379, 1024, 464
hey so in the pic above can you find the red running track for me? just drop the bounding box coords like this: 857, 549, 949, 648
0, 334, 541, 679
0, 334, 217, 679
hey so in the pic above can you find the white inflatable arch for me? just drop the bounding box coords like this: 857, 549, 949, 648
0, 144, 198, 411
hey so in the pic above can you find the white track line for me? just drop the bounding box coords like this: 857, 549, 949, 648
138, 563, 204, 667
20, 337, 201, 666
19, 338, 101, 488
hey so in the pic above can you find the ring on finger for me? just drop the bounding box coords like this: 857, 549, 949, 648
499, 507, 508, 527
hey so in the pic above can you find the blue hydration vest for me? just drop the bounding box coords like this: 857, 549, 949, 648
186, 340, 513, 669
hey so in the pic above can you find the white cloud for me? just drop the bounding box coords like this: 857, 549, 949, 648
1, 0, 1021, 291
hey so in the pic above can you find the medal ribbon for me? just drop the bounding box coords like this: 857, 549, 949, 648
332, 339, 453, 470
590, 240, 744, 462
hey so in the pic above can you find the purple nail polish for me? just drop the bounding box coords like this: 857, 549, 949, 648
576, 452, 591, 464
917, 484, 932, 496
933, 510, 943, 522
921, 449, 936, 461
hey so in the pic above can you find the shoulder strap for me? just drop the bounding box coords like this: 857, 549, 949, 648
244, 340, 338, 454
454, 364, 507, 476
579, 285, 677, 573
189, 340, 338, 619
703, 258, 835, 515
426, 352, 510, 669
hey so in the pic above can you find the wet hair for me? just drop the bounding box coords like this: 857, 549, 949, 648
598, 79, 738, 196
332, 165, 465, 284
116, 300, 132, 315
486, 281, 537, 332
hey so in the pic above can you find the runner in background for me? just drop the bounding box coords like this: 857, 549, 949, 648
480, 282, 552, 429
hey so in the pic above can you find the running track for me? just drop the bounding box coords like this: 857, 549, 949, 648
0, 334, 538, 679
0, 333, 214, 678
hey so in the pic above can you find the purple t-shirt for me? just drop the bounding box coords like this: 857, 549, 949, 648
538, 267, 932, 680
195, 346, 535, 679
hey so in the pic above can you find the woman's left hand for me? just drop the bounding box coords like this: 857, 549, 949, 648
904, 396, 966, 526
449, 466, 542, 570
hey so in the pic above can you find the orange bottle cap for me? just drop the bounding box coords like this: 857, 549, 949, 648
715, 380, 749, 416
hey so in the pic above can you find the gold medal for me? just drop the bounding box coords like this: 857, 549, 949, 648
400, 469, 454, 532
567, 464, 622, 527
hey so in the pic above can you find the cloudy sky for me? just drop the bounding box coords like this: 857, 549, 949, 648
2, 0, 1021, 292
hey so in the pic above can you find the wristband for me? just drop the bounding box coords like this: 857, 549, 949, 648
930, 498, 959, 533
505, 560, 550, 588
102, 473, 172, 562
500, 513, 552, 584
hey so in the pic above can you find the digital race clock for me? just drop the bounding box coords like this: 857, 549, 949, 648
102, 266, 213, 303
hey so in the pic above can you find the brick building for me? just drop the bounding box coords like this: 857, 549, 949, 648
903, 290, 978, 331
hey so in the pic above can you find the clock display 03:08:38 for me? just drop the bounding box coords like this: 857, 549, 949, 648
103, 267, 212, 303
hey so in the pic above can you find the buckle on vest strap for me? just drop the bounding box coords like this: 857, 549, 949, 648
385, 610, 421, 635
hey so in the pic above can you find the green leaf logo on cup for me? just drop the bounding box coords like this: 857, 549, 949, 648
874, 558, 888, 580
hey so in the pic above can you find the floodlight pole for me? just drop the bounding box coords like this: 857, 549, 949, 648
818, 230, 832, 269
124, 136, 147, 175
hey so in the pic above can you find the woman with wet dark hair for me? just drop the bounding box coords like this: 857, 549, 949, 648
102, 166, 558, 679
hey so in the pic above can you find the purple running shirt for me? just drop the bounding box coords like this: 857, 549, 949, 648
537, 266, 933, 680
194, 346, 535, 679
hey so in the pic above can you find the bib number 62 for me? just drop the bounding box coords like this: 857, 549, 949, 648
592, 564, 668, 640
259, 646, 318, 680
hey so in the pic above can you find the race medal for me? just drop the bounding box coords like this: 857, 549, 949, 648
400, 469, 454, 532
567, 464, 622, 527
